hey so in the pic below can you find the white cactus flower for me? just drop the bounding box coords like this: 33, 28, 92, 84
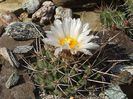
43, 18, 99, 56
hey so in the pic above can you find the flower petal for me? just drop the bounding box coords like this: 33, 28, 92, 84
54, 47, 62, 56
78, 29, 91, 41
80, 42, 99, 49
82, 23, 89, 32
53, 20, 65, 38
70, 18, 76, 37
73, 18, 82, 38
63, 18, 71, 36
46, 31, 58, 41
79, 35, 99, 44
42, 38, 60, 47
79, 49, 93, 55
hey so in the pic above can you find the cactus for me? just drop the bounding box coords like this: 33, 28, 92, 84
100, 8, 126, 29
125, 0, 133, 13
125, 0, 133, 39
33, 46, 89, 96
29, 44, 108, 97
100, 6, 133, 39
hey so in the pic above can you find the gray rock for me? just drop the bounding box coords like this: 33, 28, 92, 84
4, 22, 42, 40
13, 45, 33, 54
0, 11, 19, 27
0, 61, 35, 99
75, 11, 102, 31
105, 85, 127, 99
22, 0, 40, 14
111, 64, 133, 76
32, 1, 55, 24
5, 71, 19, 88
0, 47, 20, 68
54, 6, 72, 20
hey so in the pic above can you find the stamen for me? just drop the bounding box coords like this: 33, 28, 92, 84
59, 36, 78, 49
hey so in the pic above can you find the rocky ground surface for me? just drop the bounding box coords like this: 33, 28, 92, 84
0, 60, 35, 99
0, 0, 133, 99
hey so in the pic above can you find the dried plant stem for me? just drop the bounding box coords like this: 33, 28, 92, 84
106, 59, 130, 62
87, 79, 111, 85
31, 23, 45, 39
82, 33, 120, 66
91, 68, 119, 78
19, 56, 37, 72
57, 85, 67, 96
105, 62, 119, 73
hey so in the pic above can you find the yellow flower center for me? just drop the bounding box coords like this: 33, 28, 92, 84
59, 36, 78, 49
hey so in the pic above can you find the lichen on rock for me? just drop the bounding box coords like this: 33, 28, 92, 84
4, 22, 43, 40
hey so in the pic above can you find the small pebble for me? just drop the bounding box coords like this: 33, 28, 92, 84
4, 22, 42, 40
5, 71, 19, 88
13, 45, 33, 54
22, 0, 41, 14
0, 11, 18, 27
0, 47, 20, 68
32, 1, 55, 24
54, 6, 72, 20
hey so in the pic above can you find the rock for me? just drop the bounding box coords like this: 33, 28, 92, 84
4, 22, 42, 40
0, 47, 20, 68
5, 71, 19, 88
0, 11, 18, 27
0, 11, 18, 36
22, 0, 40, 14
13, 45, 33, 54
0, 60, 35, 99
112, 64, 133, 76
99, 93, 108, 99
54, 6, 72, 20
40, 93, 63, 99
18, 12, 32, 22
74, 11, 102, 31
122, 66, 133, 76
99, 30, 133, 54
0, 0, 24, 12
105, 85, 127, 99
111, 71, 132, 85
0, 35, 34, 50
32, 1, 55, 24
10, 82, 35, 99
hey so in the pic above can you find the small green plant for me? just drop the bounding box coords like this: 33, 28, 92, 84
100, 8, 126, 29
125, 0, 133, 13
100, 6, 133, 39
125, 0, 133, 39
